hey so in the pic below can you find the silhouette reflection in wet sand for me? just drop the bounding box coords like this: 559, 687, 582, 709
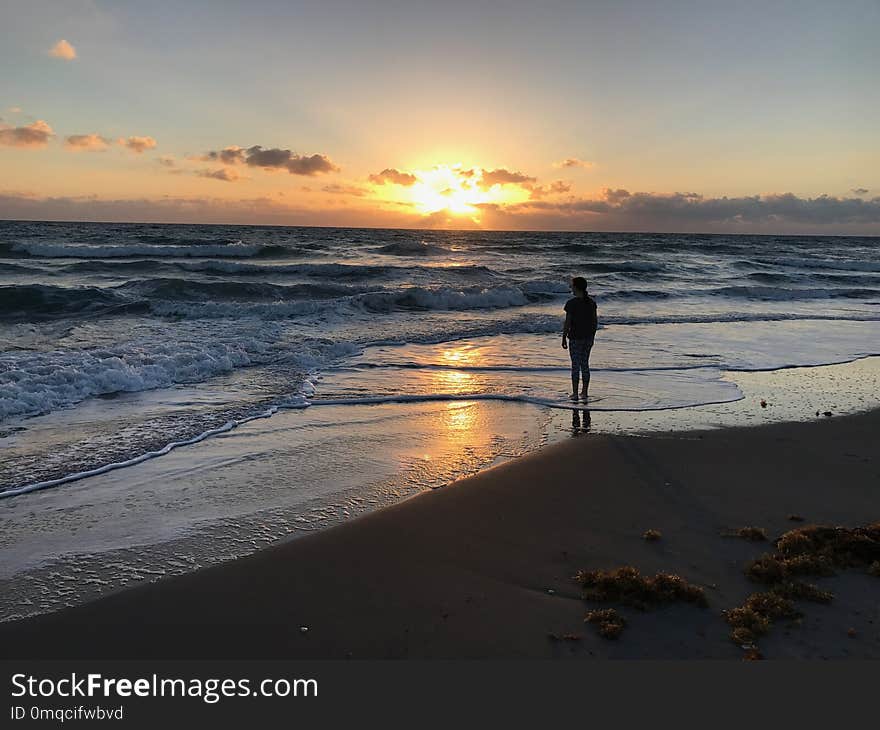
571, 409, 591, 436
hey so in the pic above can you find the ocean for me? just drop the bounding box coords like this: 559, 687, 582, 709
2, 220, 879, 616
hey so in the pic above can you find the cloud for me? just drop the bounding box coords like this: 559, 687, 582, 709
0, 120, 54, 148
2, 188, 877, 234
117, 136, 157, 154
480, 168, 537, 189
64, 133, 111, 151
852, 188, 869, 196
323, 183, 369, 197
527, 180, 572, 199
48, 39, 77, 61
554, 158, 593, 169
196, 167, 243, 182
368, 168, 417, 186
499, 189, 880, 230
8, 107, 22, 114
156, 155, 176, 167
199, 145, 339, 176
246, 146, 339, 175
201, 146, 246, 165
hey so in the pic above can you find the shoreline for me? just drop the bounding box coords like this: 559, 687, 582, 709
2, 405, 878, 659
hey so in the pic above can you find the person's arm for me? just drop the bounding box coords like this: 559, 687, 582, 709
562, 311, 572, 349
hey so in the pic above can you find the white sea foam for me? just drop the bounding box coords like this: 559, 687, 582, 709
11, 241, 263, 258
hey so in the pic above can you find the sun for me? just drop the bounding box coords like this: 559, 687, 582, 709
373, 163, 531, 219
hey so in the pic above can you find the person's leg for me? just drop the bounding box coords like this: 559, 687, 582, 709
569, 341, 580, 398
580, 338, 593, 398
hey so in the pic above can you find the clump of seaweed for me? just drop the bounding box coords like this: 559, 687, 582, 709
642, 529, 662, 542
585, 608, 626, 639
727, 522, 880, 652
772, 580, 833, 604
788, 514, 805, 522
724, 592, 801, 646
575, 566, 708, 610
723, 526, 768, 542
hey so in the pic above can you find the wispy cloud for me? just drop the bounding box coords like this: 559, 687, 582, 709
554, 158, 593, 169
48, 39, 77, 61
64, 133, 111, 151
852, 188, 869, 196
196, 167, 243, 182
156, 155, 176, 168
368, 168, 417, 186
0, 120, 54, 148
117, 136, 157, 154
323, 183, 369, 197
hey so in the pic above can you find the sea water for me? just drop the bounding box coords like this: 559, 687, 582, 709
1, 221, 879, 616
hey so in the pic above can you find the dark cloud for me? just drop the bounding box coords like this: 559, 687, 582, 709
368, 168, 417, 186
199, 145, 339, 176
0, 120, 54, 148
852, 188, 869, 196
504, 190, 880, 229
480, 168, 537, 189
64, 134, 111, 151
201, 146, 246, 165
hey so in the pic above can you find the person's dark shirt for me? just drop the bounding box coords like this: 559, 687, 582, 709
564, 296, 597, 340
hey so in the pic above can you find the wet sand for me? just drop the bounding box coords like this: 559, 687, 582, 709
2, 408, 878, 659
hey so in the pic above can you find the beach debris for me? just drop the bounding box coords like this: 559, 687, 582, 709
746, 523, 880, 582
847, 628, 858, 638
299, 626, 309, 633
642, 529, 662, 542
722, 526, 768, 542
760, 399, 767, 408
575, 566, 708, 610
584, 608, 627, 639
869, 561, 880, 577
823, 411, 833, 417
742, 648, 764, 661
726, 522, 880, 653
788, 514, 805, 522
724, 592, 801, 646
547, 632, 583, 642
546, 588, 556, 595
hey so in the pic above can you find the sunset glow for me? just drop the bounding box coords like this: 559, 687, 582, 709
0, 2, 877, 233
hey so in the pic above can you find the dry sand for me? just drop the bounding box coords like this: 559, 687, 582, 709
2, 408, 878, 659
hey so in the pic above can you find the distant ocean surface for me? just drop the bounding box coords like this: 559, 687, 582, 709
2, 220, 880, 499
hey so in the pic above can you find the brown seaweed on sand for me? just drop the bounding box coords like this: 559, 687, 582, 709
584, 608, 627, 639
642, 529, 662, 542
575, 566, 708, 610
727, 522, 880, 651
722, 526, 768, 542
724, 592, 801, 647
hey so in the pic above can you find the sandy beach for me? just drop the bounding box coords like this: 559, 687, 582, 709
3, 405, 877, 660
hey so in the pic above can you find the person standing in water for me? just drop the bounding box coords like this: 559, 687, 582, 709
562, 276, 598, 401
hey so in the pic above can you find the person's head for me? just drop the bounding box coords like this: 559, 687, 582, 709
570, 276, 588, 296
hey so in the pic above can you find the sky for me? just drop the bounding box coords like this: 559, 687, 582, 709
1, 0, 878, 233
